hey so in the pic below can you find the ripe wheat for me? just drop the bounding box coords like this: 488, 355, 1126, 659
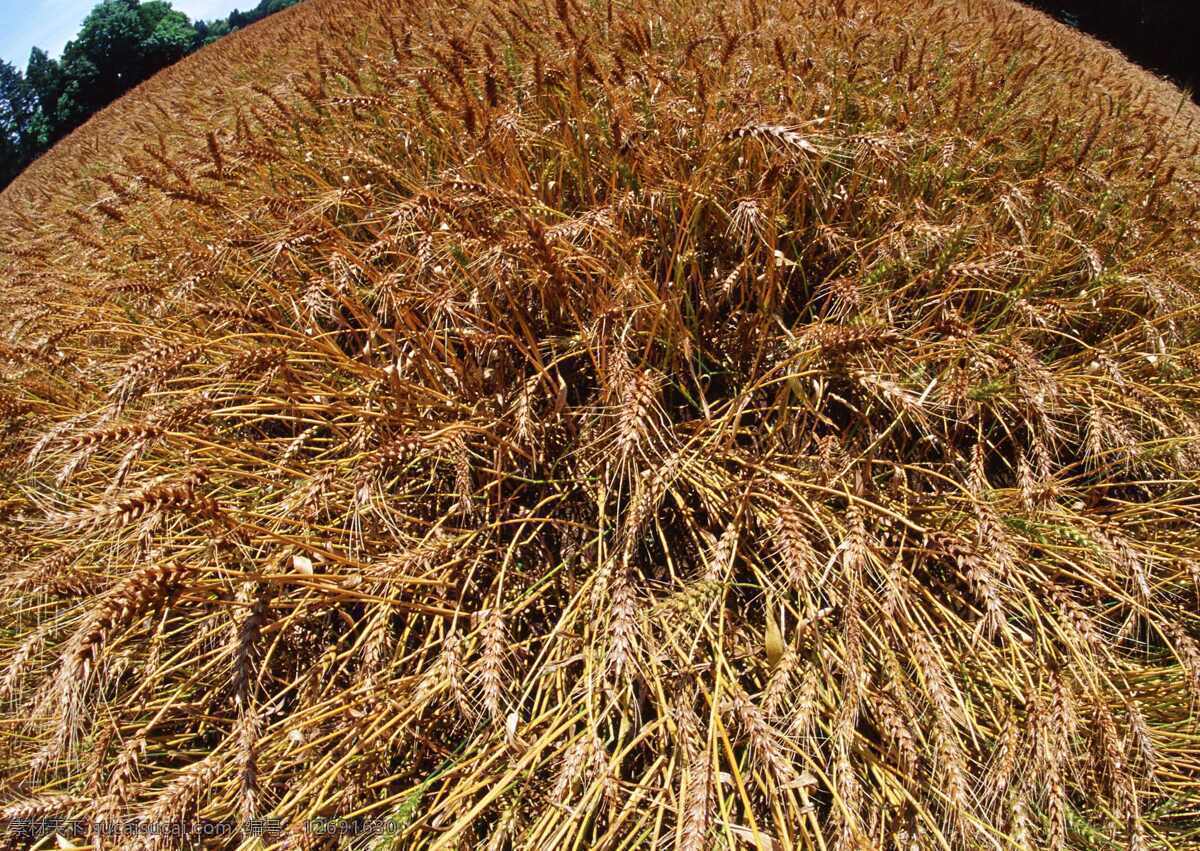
1, 0, 1200, 848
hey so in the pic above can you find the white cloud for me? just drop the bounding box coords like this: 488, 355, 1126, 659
173, 0, 240, 24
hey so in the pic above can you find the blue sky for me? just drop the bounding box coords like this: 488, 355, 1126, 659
1, 0, 239, 69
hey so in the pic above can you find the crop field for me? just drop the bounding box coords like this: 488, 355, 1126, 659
1, 0, 1200, 848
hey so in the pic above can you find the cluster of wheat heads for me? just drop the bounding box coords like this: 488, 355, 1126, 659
2, 0, 1200, 847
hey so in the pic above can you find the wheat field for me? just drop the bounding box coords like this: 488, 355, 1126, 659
2, 0, 1200, 848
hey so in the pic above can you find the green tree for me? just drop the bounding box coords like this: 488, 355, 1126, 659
0, 60, 39, 185
143, 7, 198, 67
52, 1, 199, 132
54, 69, 96, 131
25, 48, 65, 120
62, 0, 150, 110
136, 0, 174, 31
199, 19, 233, 46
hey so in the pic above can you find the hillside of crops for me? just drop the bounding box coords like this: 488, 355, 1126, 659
0, 0, 303, 190
2, 0, 1200, 848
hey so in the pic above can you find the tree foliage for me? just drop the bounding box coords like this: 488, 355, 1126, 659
0, 60, 38, 186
